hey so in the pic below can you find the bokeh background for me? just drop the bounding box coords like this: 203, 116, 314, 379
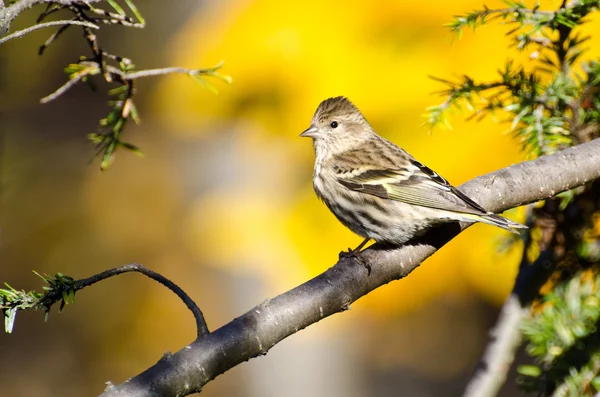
1, 0, 559, 395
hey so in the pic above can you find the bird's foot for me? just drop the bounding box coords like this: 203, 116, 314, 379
339, 247, 358, 259
338, 245, 371, 276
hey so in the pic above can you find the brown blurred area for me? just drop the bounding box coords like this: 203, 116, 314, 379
0, 1, 534, 396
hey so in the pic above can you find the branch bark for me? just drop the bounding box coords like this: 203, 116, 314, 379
102, 138, 600, 397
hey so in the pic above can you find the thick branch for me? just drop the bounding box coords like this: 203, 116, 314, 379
102, 139, 600, 397
462, 295, 527, 397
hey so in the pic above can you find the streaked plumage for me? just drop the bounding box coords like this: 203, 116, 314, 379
301, 96, 526, 247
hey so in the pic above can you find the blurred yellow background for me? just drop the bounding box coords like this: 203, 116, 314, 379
3, 0, 583, 396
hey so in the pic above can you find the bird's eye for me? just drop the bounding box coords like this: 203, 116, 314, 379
330, 121, 338, 128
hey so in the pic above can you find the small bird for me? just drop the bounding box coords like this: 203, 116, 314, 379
301, 96, 526, 252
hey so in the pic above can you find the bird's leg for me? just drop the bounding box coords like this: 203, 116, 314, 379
352, 238, 371, 254
339, 238, 372, 275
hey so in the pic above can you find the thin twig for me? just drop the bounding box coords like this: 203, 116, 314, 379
38, 21, 73, 55
100, 64, 230, 84
122, 67, 202, 79
482, 8, 556, 16
36, 3, 62, 23
107, 66, 227, 81
85, 17, 143, 28
0, 20, 98, 45
40, 58, 229, 117
64, 264, 208, 337
79, 2, 144, 27
40, 71, 89, 103
2, 0, 103, 22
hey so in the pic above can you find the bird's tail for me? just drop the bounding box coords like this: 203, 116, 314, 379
473, 212, 528, 234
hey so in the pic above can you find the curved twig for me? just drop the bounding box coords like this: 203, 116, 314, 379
0, 20, 98, 45
34, 264, 209, 338
74, 264, 209, 338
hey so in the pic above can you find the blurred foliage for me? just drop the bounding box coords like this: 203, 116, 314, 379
518, 270, 600, 396
1, 0, 229, 169
428, 0, 600, 157
430, 0, 600, 395
0, 0, 231, 332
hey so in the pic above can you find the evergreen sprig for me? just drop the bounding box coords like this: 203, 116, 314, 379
518, 270, 600, 396
434, 2, 600, 396
2, 0, 231, 170
0, 272, 76, 333
428, 0, 600, 158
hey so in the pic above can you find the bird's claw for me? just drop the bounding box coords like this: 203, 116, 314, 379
338, 247, 354, 259
338, 248, 372, 276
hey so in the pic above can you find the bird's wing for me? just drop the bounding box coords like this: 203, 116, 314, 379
335, 158, 488, 216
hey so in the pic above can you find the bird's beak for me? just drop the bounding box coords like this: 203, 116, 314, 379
300, 126, 320, 138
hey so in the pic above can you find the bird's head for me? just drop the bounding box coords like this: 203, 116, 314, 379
301, 96, 373, 154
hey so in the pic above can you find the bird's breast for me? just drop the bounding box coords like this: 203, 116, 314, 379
312, 163, 326, 201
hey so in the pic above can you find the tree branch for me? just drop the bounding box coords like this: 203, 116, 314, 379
0, 0, 230, 169
463, 177, 597, 397
0, 20, 98, 45
71, 264, 209, 338
462, 246, 557, 397
0, 0, 102, 35
2, 264, 209, 337
463, 295, 527, 397
99, 138, 600, 397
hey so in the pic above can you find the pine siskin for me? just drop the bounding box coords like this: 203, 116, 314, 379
301, 96, 527, 251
